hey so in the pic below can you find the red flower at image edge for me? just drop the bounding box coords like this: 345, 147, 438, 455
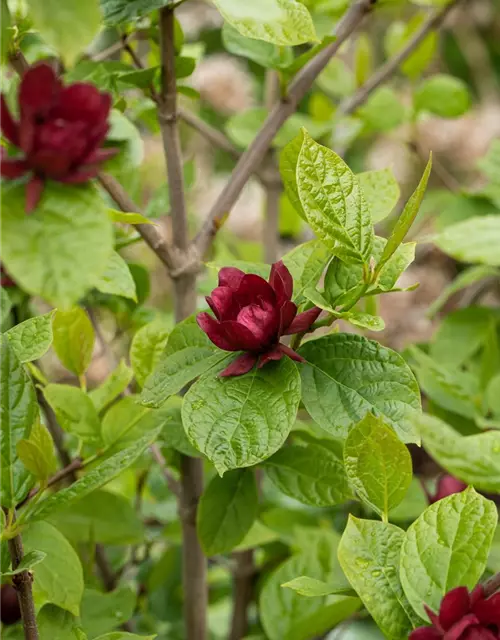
1, 62, 117, 212
430, 475, 468, 504
197, 261, 321, 377
409, 585, 500, 639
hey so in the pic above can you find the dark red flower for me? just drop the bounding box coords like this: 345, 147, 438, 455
197, 261, 321, 377
430, 475, 468, 503
409, 585, 500, 639
1, 264, 16, 288
1, 62, 118, 212
0, 585, 21, 625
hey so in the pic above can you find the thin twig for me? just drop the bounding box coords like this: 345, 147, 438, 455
338, 0, 461, 116
228, 550, 255, 640
484, 571, 500, 597
8, 50, 29, 75
194, 0, 375, 257
150, 444, 181, 497
18, 458, 83, 507
179, 106, 241, 160
8, 515, 39, 640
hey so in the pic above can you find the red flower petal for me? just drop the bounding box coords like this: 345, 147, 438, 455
408, 627, 441, 640
81, 147, 119, 166
197, 313, 238, 351
283, 306, 321, 335
1, 95, 20, 146
25, 175, 44, 214
218, 320, 263, 351
218, 267, 246, 290
439, 587, 471, 631
269, 260, 293, 304
219, 353, 258, 377
446, 613, 480, 640
57, 167, 100, 184
19, 63, 61, 119
236, 303, 278, 345
54, 83, 111, 123
206, 286, 238, 321
279, 300, 297, 335
236, 273, 276, 307
432, 475, 467, 503
279, 344, 305, 363
473, 592, 500, 627
461, 627, 498, 640
0, 156, 29, 178
258, 345, 284, 368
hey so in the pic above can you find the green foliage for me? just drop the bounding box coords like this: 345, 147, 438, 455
89, 360, 134, 413
281, 576, 355, 598
80, 587, 136, 638
385, 16, 437, 79
43, 384, 101, 443
17, 419, 57, 484
357, 169, 400, 224
183, 357, 301, 474
433, 215, 500, 266
5, 311, 55, 363
344, 414, 412, 519
358, 87, 407, 132
52, 307, 95, 376
197, 469, 258, 555
399, 488, 497, 618
101, 0, 173, 23
37, 604, 84, 640
299, 334, 421, 443
2, 550, 47, 577
94, 252, 137, 302
130, 319, 170, 387
222, 23, 293, 69
414, 74, 470, 118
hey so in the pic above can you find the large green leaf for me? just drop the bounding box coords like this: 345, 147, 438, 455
281, 576, 355, 598
94, 634, 156, 640
27, 0, 101, 65
427, 266, 500, 317
48, 490, 143, 545
197, 468, 258, 555
1, 287, 11, 324
27, 427, 162, 522
141, 316, 232, 408
338, 517, 420, 639
52, 307, 95, 376
213, 0, 317, 46
37, 604, 83, 640
280, 130, 307, 220
344, 414, 412, 519
130, 319, 170, 388
1, 183, 113, 308
281, 240, 330, 305
80, 587, 136, 638
414, 74, 470, 118
101, 0, 173, 23
416, 413, 500, 493
433, 215, 500, 266
296, 132, 373, 265
358, 87, 407, 133
222, 23, 293, 69
94, 251, 137, 301
17, 420, 57, 483
0, 336, 37, 507
23, 521, 84, 616
43, 384, 101, 443
299, 334, 421, 443
357, 169, 400, 224
264, 442, 352, 507
400, 488, 497, 619
6, 311, 55, 363
183, 357, 301, 474
89, 360, 134, 413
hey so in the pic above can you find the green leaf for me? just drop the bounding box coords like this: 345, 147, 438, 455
130, 319, 170, 387
338, 517, 420, 639
376, 156, 432, 276
340, 311, 385, 332
140, 315, 232, 408
101, 396, 172, 449
264, 442, 352, 507
94, 252, 137, 302
212, 0, 318, 46
80, 587, 136, 638
183, 357, 301, 474
433, 215, 500, 266
222, 23, 293, 69
107, 209, 154, 225
26, 0, 101, 65
5, 311, 55, 363
52, 307, 95, 376
17, 420, 57, 483
23, 521, 84, 616
197, 468, 258, 555
299, 334, 421, 444
28, 427, 161, 522
94, 634, 156, 640
296, 131, 373, 264
48, 490, 143, 545
1, 287, 12, 324
101, 0, 172, 23
260, 547, 361, 640
107, 110, 144, 169
89, 360, 134, 413
281, 239, 330, 305
385, 16, 437, 79
160, 398, 199, 457
358, 87, 407, 133
37, 604, 83, 640
389, 477, 428, 524
317, 58, 355, 98
43, 384, 101, 443
2, 550, 47, 577
416, 413, 500, 493
344, 414, 412, 519
400, 487, 497, 619
414, 74, 470, 118
427, 266, 500, 317
0, 336, 37, 507
358, 169, 400, 224
280, 130, 307, 220
1, 181, 113, 311
281, 576, 355, 598
354, 33, 373, 87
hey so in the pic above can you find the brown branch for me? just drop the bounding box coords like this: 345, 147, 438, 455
150, 444, 181, 498
8, 514, 39, 640
8, 50, 29, 76
157, 8, 207, 640
484, 571, 500, 597
338, 0, 461, 116
262, 70, 281, 264
18, 458, 83, 508
228, 550, 255, 640
194, 0, 375, 257
178, 107, 241, 160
